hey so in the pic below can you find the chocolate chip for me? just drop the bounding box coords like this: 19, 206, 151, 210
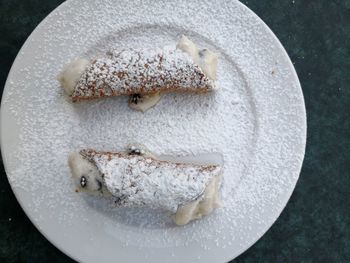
80, 176, 87, 188
130, 94, 142, 104
129, 148, 141, 155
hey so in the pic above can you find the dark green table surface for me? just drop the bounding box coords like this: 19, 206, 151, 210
1, 1, 349, 262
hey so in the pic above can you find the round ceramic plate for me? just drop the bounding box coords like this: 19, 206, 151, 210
1, 0, 306, 262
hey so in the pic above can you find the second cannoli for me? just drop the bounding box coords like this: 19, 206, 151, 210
58, 36, 219, 111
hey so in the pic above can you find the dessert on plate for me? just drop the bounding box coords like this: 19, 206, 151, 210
68, 145, 223, 225
58, 36, 219, 112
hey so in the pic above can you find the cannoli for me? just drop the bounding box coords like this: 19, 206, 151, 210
68, 146, 223, 225
58, 36, 219, 112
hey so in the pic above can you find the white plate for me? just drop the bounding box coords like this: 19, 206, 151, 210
1, 0, 306, 262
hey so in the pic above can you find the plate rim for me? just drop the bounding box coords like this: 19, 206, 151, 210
0, 0, 307, 262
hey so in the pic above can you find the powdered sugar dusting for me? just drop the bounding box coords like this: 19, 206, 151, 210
73, 48, 215, 101
1, 0, 306, 262
81, 149, 221, 212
